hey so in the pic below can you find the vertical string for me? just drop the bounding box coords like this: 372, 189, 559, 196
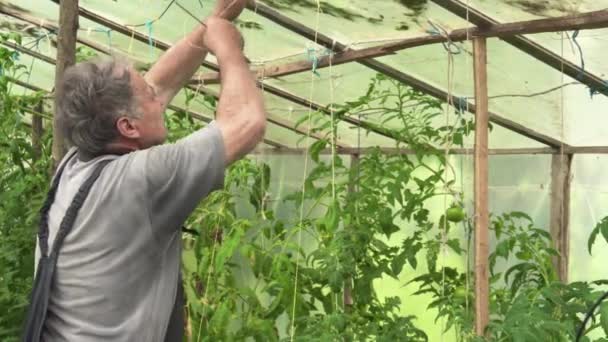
440, 29, 457, 342
290, 1, 322, 339
464, 0, 472, 328
559, 31, 566, 282
328, 42, 338, 311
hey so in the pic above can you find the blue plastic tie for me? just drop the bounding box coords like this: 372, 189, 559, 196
454, 96, 468, 113
307, 48, 321, 76
103, 28, 112, 49
145, 20, 154, 58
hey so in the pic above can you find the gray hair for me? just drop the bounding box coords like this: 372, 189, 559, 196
57, 57, 139, 156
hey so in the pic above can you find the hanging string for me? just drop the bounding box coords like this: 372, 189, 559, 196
571, 30, 584, 81
464, 0, 472, 328
328, 40, 339, 311
290, 0, 323, 339
559, 31, 566, 282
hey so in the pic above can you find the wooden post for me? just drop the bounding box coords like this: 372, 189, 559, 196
32, 101, 44, 161
550, 153, 573, 282
473, 37, 489, 337
52, 0, 79, 168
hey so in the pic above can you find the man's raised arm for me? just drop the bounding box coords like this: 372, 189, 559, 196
143, 0, 247, 106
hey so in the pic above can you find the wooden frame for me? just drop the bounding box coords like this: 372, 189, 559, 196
52, 0, 79, 165
197, 8, 608, 83
473, 37, 490, 337
431, 0, 608, 98
550, 154, 573, 282
245, 0, 568, 148
3, 2, 608, 336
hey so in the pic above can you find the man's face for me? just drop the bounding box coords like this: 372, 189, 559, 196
128, 69, 167, 148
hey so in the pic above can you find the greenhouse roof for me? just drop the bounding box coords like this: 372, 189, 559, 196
1, 0, 608, 150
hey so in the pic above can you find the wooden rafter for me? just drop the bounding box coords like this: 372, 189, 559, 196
196, 5, 608, 82
245, 0, 569, 149
7, 75, 608, 155
431, 0, 608, 97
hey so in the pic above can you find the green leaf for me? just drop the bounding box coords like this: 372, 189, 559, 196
601, 219, 608, 245
589, 222, 601, 255
601, 302, 608, 336
391, 252, 407, 276
446, 239, 463, 255
215, 226, 245, 273
319, 198, 340, 233
310, 139, 328, 163
495, 240, 511, 259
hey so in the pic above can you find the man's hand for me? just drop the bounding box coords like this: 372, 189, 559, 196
212, 0, 247, 21
203, 18, 244, 57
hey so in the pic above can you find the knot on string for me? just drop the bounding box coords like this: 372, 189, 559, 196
306, 48, 325, 76
427, 21, 461, 55
97, 28, 112, 49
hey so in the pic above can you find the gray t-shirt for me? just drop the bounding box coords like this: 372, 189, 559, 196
35, 122, 225, 342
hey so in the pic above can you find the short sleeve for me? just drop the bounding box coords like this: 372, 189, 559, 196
143, 121, 225, 237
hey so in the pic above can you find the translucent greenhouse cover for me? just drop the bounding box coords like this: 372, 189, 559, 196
3, 0, 608, 340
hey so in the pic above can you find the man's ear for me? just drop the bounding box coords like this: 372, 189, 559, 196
116, 116, 141, 139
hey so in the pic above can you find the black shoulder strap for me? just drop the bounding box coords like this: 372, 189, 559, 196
22, 155, 112, 342
37, 149, 78, 258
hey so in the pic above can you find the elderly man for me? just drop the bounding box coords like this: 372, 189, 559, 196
24, 0, 265, 341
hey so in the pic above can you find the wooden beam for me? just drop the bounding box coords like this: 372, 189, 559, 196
52, 0, 79, 167
0, 41, 56, 64
473, 37, 489, 337
431, 0, 608, 97
254, 147, 555, 155
245, 0, 567, 148
0, 5, 143, 67
8, 75, 608, 156
550, 153, 573, 282
46, 0, 557, 148
7, 74, 286, 149
198, 8, 608, 83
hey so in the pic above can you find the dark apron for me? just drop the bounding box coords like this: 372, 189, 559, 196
21, 151, 110, 342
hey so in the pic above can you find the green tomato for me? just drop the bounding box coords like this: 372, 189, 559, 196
454, 287, 468, 301
446, 206, 465, 223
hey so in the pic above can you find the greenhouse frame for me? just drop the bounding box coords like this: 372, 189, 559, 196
2, 0, 608, 341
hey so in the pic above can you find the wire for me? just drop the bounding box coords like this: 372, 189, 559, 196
126, 0, 177, 28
